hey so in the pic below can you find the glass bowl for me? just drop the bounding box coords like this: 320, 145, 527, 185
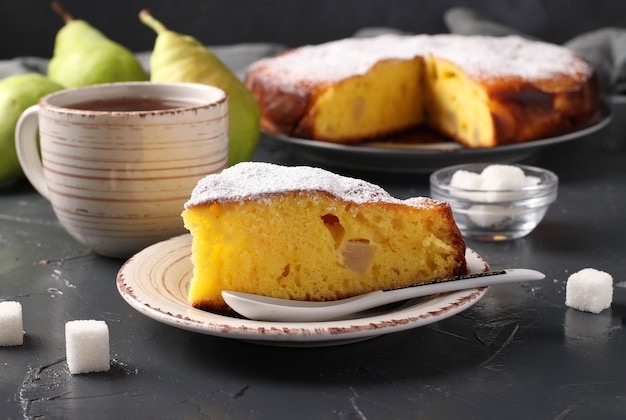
429, 163, 558, 241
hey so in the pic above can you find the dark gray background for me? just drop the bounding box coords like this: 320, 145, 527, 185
2, 0, 626, 59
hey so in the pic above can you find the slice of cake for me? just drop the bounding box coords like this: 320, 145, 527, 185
182, 162, 467, 314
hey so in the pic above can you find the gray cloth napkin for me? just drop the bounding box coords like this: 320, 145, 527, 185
444, 7, 626, 95
565, 28, 626, 95
0, 57, 50, 79
0, 43, 285, 82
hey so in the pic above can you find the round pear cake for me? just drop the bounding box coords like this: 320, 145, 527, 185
245, 34, 600, 147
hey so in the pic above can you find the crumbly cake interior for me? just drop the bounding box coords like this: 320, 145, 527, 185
424, 56, 496, 146
308, 57, 426, 142
182, 163, 467, 313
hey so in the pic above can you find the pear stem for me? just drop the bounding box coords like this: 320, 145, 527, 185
51, 1, 73, 23
139, 9, 168, 34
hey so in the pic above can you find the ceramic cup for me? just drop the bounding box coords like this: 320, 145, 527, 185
15, 82, 228, 258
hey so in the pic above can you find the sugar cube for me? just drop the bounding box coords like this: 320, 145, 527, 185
0, 301, 23, 346
65, 320, 110, 374
450, 170, 483, 190
449, 170, 489, 202
565, 268, 613, 314
450, 164, 540, 202
480, 164, 529, 190
465, 204, 508, 227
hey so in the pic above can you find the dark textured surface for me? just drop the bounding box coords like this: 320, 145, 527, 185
2, 97, 626, 418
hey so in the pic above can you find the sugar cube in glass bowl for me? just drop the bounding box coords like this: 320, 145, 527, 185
430, 163, 558, 241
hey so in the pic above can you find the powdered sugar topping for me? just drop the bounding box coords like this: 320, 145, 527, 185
247, 34, 593, 93
249, 34, 426, 89
425, 35, 591, 82
185, 162, 435, 208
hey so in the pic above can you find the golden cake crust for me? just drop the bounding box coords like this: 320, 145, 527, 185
245, 34, 600, 147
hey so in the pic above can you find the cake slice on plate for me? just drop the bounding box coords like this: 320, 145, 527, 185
182, 162, 467, 314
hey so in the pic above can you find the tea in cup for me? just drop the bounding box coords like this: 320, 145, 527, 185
15, 82, 228, 258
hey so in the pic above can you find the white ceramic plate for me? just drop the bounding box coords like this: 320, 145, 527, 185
117, 234, 489, 347
266, 106, 610, 173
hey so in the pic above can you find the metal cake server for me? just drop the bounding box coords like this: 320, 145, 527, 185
222, 268, 545, 322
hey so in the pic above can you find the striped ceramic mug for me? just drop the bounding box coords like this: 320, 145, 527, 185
15, 82, 228, 258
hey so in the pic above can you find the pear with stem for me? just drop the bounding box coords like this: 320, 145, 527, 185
48, 1, 148, 87
139, 9, 260, 166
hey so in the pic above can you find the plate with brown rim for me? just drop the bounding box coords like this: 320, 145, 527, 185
117, 234, 490, 347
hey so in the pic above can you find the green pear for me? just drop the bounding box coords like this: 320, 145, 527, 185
139, 10, 260, 166
0, 73, 63, 181
48, 1, 148, 88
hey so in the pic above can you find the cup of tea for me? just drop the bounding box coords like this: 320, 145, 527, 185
15, 82, 229, 258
